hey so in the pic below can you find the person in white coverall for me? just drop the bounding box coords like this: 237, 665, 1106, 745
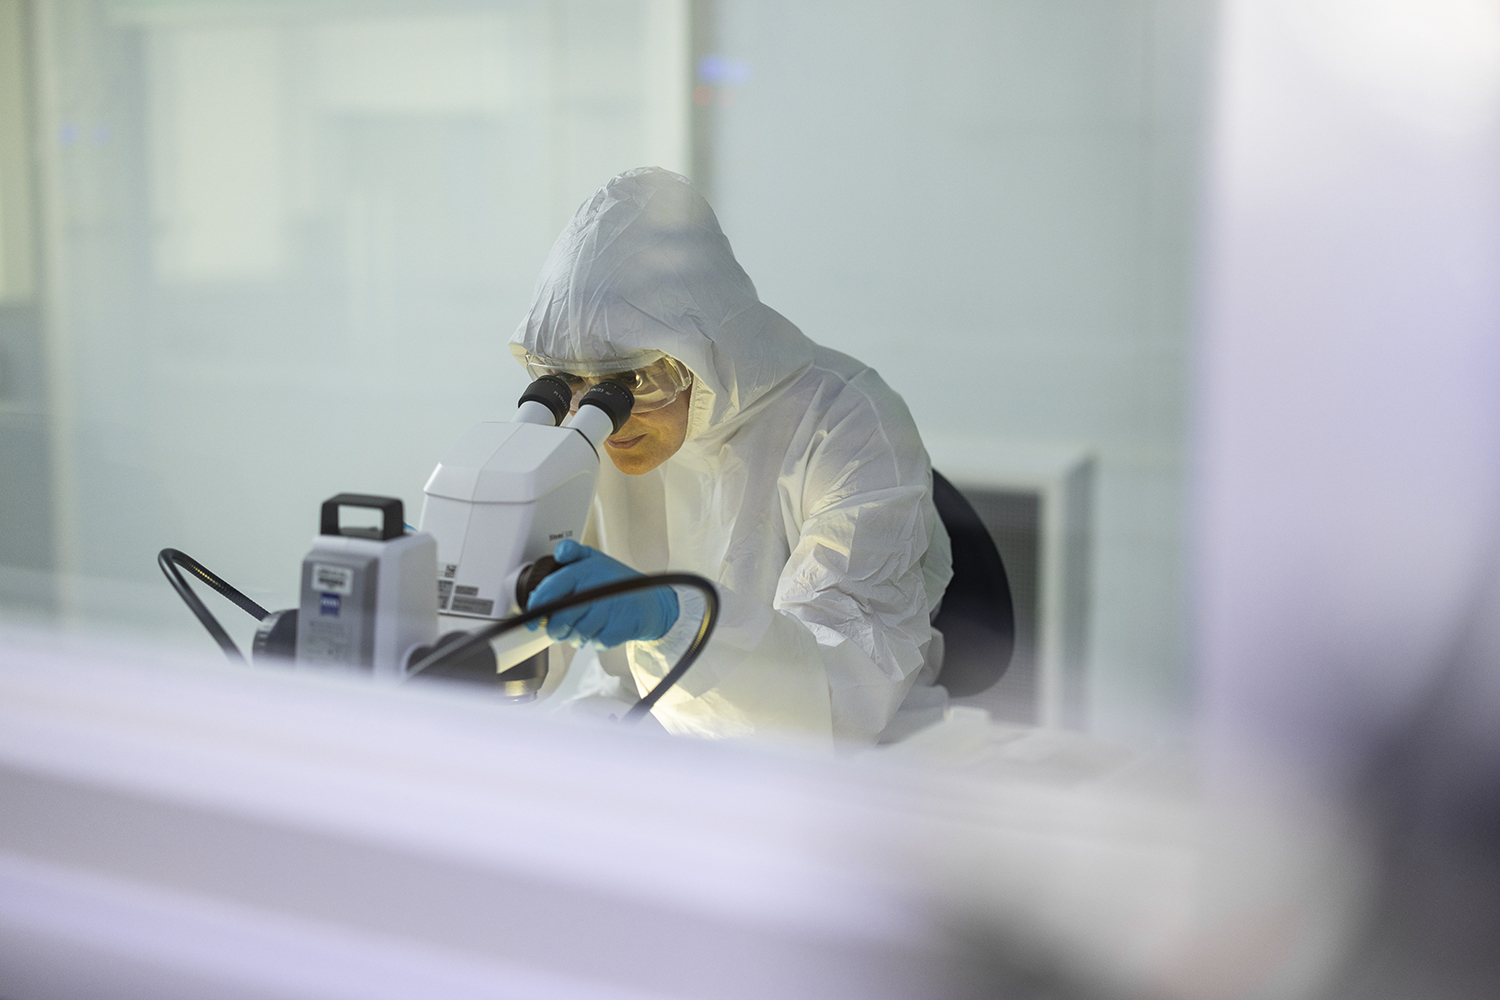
517, 167, 952, 746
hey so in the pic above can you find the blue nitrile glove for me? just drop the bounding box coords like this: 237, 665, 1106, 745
526, 539, 678, 648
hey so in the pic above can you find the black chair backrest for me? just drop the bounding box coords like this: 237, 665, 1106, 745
930, 469, 1016, 697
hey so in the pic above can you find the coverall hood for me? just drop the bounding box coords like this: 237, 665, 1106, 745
510, 167, 816, 440
511, 167, 951, 745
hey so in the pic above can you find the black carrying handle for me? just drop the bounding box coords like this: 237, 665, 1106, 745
320, 494, 405, 541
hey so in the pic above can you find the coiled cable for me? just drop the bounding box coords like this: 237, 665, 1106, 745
159, 548, 717, 723
157, 548, 270, 662
405, 573, 718, 723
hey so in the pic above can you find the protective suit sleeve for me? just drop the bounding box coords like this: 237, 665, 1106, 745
776, 482, 938, 742
630, 381, 943, 744
636, 585, 706, 666
628, 586, 836, 744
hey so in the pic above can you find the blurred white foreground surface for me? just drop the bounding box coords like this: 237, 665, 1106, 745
0, 626, 1212, 1000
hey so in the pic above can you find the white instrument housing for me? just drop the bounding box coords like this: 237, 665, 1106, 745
294, 531, 438, 681
418, 412, 609, 626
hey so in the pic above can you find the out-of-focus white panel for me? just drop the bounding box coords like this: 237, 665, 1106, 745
149, 25, 285, 282
1286, 0, 1500, 138
313, 15, 510, 115
0, 626, 1206, 1000
0, 0, 35, 302
0, 628, 941, 998
641, 0, 690, 173
0, 855, 643, 1000
1195, 0, 1500, 788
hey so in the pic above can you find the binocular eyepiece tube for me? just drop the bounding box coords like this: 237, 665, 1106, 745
515, 375, 635, 450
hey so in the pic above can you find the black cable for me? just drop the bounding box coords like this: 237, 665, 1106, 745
406, 573, 719, 725
157, 548, 271, 663
158, 545, 719, 723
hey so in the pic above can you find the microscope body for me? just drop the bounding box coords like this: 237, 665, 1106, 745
413, 385, 626, 675
294, 522, 438, 680
175, 377, 633, 689
419, 420, 599, 623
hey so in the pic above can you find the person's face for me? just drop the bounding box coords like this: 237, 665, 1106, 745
604, 382, 691, 475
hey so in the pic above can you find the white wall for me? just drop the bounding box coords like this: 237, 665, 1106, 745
706, 0, 1212, 736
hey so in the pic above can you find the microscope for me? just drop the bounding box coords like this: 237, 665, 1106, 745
160, 376, 716, 717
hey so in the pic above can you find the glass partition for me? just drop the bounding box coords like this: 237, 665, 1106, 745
2, 0, 1208, 740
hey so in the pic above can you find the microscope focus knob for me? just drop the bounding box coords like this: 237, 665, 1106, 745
514, 555, 562, 611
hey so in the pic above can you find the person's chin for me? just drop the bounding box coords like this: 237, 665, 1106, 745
612, 456, 660, 475
606, 439, 660, 475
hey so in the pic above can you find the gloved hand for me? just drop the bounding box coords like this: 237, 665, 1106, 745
526, 539, 679, 647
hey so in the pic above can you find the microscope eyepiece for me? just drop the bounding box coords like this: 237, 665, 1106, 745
517, 374, 573, 426
578, 379, 635, 434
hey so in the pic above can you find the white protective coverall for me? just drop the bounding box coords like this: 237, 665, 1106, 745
511, 168, 953, 745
